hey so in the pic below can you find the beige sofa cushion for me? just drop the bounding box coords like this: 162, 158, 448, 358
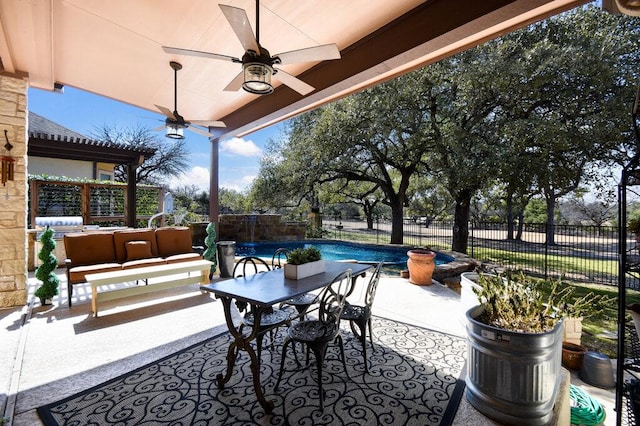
68, 263, 122, 284
165, 253, 202, 264
122, 258, 167, 269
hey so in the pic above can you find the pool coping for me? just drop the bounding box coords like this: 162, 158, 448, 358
234, 240, 480, 280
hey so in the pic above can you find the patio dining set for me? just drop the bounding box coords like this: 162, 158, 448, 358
202, 251, 383, 413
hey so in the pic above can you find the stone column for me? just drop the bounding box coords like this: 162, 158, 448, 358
0, 74, 28, 307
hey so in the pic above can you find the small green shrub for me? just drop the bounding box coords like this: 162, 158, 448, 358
287, 246, 322, 265
305, 224, 326, 238
629, 217, 640, 235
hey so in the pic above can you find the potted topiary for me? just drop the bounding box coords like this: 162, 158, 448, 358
284, 246, 323, 279
202, 222, 218, 279
34, 227, 60, 306
465, 272, 578, 425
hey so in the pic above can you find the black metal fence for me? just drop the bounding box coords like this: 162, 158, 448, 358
323, 216, 629, 287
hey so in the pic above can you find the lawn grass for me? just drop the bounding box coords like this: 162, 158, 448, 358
473, 247, 617, 279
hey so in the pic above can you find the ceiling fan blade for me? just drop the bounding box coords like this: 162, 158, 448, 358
224, 71, 245, 92
275, 69, 314, 96
162, 46, 238, 63
275, 44, 340, 65
187, 125, 214, 138
152, 125, 166, 132
190, 120, 226, 128
219, 4, 260, 53
155, 104, 176, 120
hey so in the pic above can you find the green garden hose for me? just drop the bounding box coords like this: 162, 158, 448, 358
570, 384, 606, 425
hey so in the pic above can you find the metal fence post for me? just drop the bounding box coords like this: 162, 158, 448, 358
470, 222, 474, 259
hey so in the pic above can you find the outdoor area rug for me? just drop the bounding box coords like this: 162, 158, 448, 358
37, 316, 467, 425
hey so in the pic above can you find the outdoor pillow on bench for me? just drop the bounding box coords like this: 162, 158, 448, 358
126, 240, 152, 261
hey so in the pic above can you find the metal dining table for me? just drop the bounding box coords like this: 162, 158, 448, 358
201, 260, 373, 413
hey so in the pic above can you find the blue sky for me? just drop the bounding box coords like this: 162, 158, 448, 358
28, 86, 284, 192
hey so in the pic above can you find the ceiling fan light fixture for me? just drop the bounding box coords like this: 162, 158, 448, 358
242, 62, 273, 94
166, 122, 185, 139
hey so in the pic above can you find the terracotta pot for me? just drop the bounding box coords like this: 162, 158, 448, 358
406, 249, 436, 285
562, 341, 587, 371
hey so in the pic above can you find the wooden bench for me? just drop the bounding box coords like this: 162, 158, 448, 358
85, 259, 213, 317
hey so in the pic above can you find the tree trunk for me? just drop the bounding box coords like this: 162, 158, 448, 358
545, 193, 556, 245
506, 192, 515, 240
366, 213, 374, 229
516, 209, 524, 241
390, 202, 404, 244
452, 192, 472, 253
364, 203, 374, 229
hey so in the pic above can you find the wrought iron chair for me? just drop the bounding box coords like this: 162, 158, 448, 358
340, 261, 383, 372
275, 269, 352, 411
232, 256, 290, 358
271, 247, 289, 269
273, 248, 319, 320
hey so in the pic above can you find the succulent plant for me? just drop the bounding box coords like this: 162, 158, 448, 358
287, 246, 322, 265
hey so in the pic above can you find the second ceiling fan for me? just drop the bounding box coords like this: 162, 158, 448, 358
155, 61, 225, 139
163, 0, 341, 96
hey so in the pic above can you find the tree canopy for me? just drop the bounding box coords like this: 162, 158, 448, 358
251, 5, 640, 251
92, 124, 190, 185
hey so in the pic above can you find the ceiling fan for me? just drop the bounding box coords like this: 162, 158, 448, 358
162, 0, 341, 96
154, 61, 225, 139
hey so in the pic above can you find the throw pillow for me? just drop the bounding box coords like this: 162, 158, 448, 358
126, 240, 152, 261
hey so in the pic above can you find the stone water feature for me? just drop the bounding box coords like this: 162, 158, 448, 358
217, 214, 306, 242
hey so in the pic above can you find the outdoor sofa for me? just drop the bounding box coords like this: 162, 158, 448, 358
63, 227, 204, 306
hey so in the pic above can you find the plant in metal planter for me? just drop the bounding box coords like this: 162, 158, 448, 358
466, 273, 568, 426
34, 227, 60, 305
466, 272, 612, 425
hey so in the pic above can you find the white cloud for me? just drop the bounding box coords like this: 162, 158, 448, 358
220, 175, 256, 192
220, 137, 263, 157
175, 166, 210, 192
173, 167, 257, 193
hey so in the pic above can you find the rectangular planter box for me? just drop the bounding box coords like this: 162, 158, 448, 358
284, 260, 325, 280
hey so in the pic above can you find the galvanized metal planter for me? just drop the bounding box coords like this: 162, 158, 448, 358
465, 305, 563, 426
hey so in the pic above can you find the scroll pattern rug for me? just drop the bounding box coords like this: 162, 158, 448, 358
37, 316, 467, 425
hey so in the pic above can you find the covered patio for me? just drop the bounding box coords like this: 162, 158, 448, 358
0, 0, 633, 424
0, 0, 598, 308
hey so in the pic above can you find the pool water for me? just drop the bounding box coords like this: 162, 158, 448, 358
235, 240, 453, 271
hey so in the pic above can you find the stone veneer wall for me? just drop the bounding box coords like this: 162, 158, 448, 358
0, 74, 28, 308
218, 214, 306, 242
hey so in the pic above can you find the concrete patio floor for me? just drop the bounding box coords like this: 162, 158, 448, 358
1, 268, 618, 425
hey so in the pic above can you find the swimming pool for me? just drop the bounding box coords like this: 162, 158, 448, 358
235, 240, 453, 269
